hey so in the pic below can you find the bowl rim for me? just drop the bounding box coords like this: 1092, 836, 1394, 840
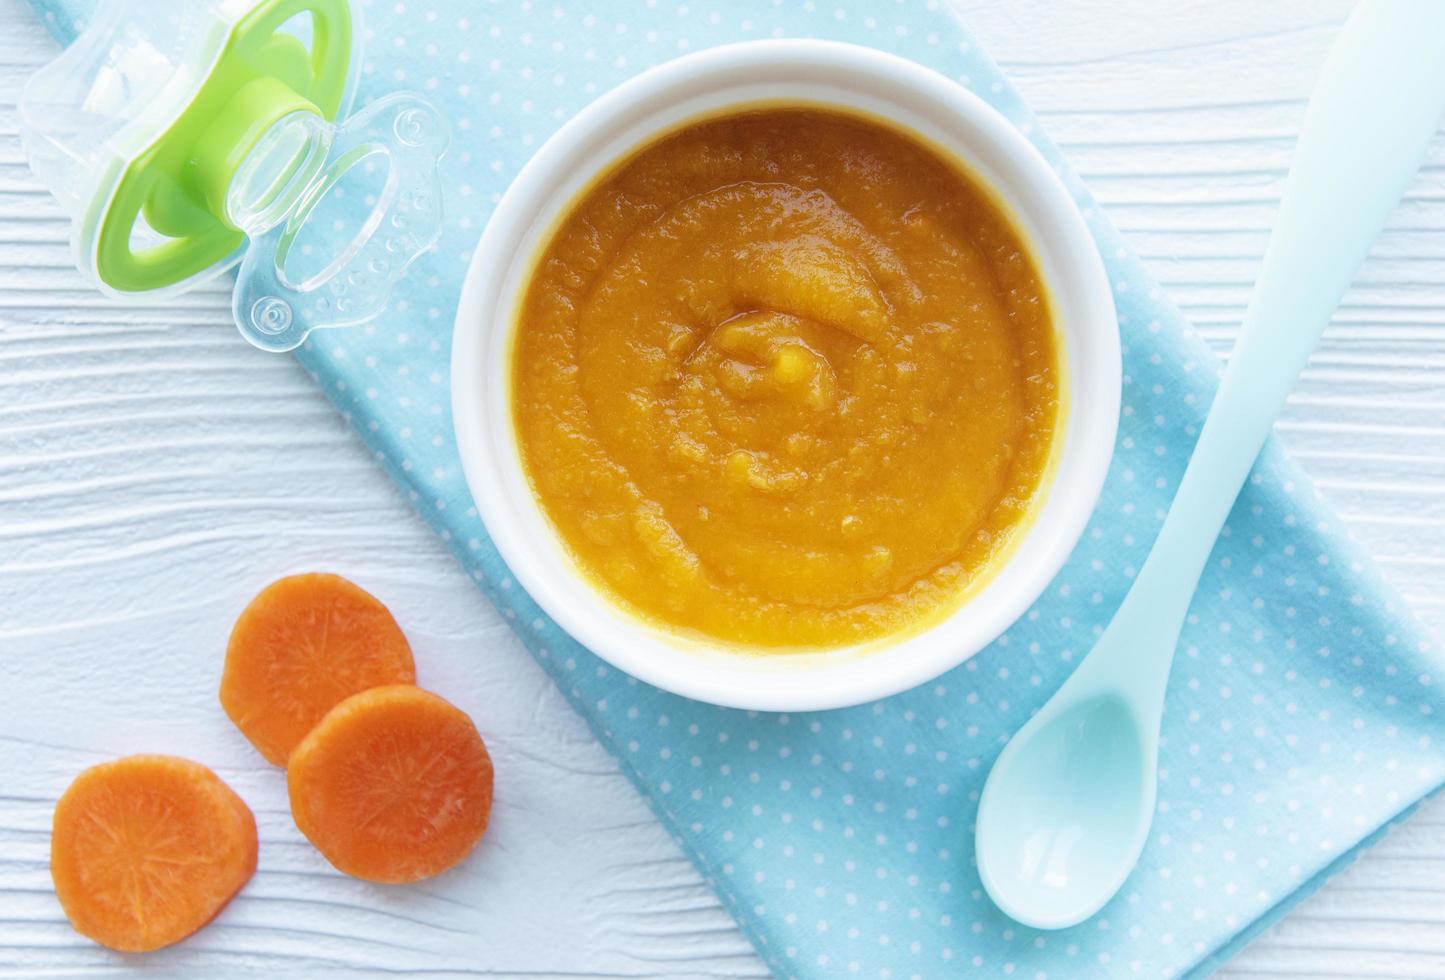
451, 38, 1120, 711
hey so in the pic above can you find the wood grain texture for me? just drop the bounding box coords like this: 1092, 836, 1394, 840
1, 0, 1443, 976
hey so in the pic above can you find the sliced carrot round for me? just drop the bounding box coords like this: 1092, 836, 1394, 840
287, 685, 494, 883
51, 755, 257, 952
221, 573, 416, 765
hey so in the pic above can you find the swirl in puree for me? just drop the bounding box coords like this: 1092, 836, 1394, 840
512, 108, 1059, 649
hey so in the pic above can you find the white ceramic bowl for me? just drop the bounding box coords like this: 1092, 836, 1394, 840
452, 40, 1119, 712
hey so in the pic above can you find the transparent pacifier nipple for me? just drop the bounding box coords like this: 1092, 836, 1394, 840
232, 93, 449, 352
227, 109, 331, 236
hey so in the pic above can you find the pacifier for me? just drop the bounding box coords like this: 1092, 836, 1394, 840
19, 0, 447, 352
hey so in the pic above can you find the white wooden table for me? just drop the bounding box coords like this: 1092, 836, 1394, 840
3, 1, 1444, 976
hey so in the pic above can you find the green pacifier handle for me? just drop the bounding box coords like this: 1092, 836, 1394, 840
95, 0, 353, 293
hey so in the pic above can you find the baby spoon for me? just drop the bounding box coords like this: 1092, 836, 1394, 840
975, 0, 1445, 931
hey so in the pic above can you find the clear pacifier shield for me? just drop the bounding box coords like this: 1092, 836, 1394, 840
20, 0, 356, 299
18, 0, 448, 352
233, 94, 449, 352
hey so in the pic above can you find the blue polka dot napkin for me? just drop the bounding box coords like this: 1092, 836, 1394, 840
31, 0, 1445, 976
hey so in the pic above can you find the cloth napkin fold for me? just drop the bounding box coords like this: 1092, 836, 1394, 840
32, 0, 1445, 976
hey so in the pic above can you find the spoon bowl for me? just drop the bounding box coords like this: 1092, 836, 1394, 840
976, 692, 1153, 929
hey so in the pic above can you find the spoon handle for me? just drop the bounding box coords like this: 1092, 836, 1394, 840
1120, 0, 1445, 639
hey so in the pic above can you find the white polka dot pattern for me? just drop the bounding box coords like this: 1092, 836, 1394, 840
32, 0, 1445, 976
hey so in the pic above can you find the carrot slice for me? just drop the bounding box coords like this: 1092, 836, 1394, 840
287, 685, 494, 883
50, 755, 257, 952
221, 573, 416, 765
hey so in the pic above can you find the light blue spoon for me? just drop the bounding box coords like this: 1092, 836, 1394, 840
975, 0, 1445, 931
